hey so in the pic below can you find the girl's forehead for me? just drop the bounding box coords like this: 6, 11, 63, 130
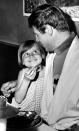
25, 44, 39, 52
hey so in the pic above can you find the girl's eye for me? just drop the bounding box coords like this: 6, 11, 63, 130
33, 50, 40, 55
26, 53, 29, 56
33, 50, 37, 54
23, 53, 29, 58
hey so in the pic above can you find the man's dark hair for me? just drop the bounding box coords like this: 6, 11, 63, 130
28, 4, 77, 34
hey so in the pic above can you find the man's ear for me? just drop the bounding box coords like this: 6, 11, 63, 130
45, 25, 53, 35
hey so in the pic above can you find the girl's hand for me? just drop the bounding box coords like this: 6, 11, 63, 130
24, 68, 37, 80
1, 81, 17, 97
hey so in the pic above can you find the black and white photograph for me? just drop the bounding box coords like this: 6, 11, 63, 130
0, 0, 79, 131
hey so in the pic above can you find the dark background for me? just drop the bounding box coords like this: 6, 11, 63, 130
0, 0, 34, 45
0, 42, 19, 90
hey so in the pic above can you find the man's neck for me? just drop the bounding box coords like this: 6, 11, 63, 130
53, 32, 75, 55
55, 31, 71, 47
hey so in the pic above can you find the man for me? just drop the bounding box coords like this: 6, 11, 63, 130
28, 4, 79, 131
1, 4, 79, 131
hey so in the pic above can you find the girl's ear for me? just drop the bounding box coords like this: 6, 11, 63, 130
45, 25, 53, 35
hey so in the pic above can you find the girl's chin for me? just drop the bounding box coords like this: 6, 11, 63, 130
26, 66, 36, 68
25, 63, 40, 68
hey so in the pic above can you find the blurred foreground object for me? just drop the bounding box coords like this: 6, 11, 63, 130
0, 119, 7, 131
7, 111, 42, 129
0, 95, 19, 119
0, 96, 19, 131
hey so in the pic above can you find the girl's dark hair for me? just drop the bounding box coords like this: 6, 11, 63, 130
18, 40, 47, 67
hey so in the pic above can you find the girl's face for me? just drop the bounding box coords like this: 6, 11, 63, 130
22, 45, 42, 68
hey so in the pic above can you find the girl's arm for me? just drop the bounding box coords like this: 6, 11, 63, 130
14, 69, 31, 104
14, 67, 37, 104
1, 80, 17, 98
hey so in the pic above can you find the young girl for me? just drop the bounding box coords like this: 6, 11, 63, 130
11, 40, 47, 115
